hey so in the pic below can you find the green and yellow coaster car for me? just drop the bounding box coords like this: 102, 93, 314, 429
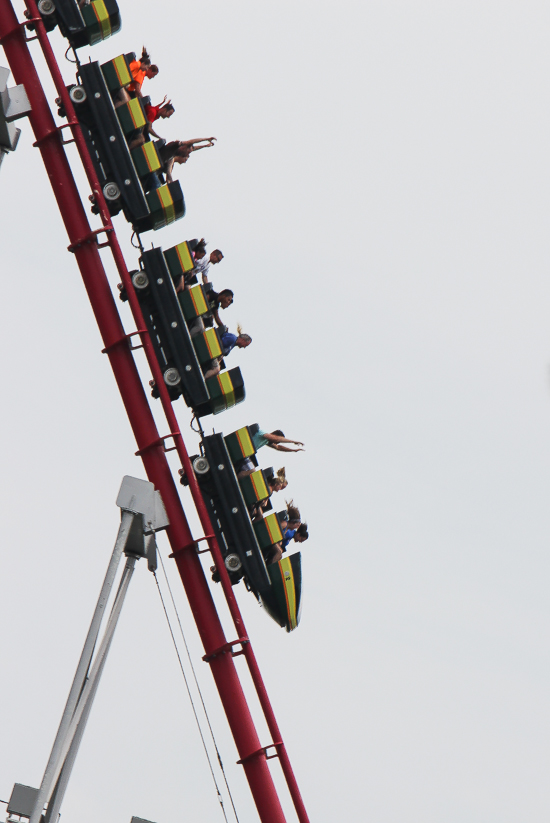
67, 56, 184, 233
35, 0, 121, 49
191, 432, 303, 631
134, 248, 245, 416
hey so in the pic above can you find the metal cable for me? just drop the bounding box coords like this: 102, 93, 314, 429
152, 570, 232, 823
157, 550, 241, 823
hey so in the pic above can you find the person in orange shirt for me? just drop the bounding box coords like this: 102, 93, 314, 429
129, 47, 158, 97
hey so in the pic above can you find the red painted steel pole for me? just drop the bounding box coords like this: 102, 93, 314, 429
20, 9, 311, 821
24, 11, 310, 818
0, 8, 290, 822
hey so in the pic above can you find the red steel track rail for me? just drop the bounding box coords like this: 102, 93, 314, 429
0, 3, 310, 822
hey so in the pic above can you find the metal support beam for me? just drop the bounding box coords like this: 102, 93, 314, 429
29, 477, 168, 823
29, 512, 134, 823
0, 64, 30, 161
43, 556, 137, 823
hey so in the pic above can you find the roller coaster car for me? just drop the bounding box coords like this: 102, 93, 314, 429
34, 0, 121, 48
192, 432, 302, 632
134, 247, 245, 416
69, 55, 184, 232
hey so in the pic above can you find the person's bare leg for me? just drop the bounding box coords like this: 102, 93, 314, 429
114, 88, 131, 108
237, 468, 254, 479
203, 361, 221, 380
268, 544, 283, 565
188, 317, 205, 337
128, 133, 145, 149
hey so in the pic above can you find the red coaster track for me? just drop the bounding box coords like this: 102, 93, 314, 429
0, 3, 310, 821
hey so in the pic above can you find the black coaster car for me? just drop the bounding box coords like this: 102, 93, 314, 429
69, 56, 184, 233
134, 248, 245, 416
34, 0, 121, 49
192, 433, 302, 631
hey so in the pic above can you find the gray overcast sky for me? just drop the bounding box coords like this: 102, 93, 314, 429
2, 1, 550, 821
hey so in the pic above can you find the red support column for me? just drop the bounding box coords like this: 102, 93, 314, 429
0, 6, 289, 822
23, 8, 310, 817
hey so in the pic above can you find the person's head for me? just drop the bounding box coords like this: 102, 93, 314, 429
140, 46, 151, 65
236, 334, 252, 349
159, 102, 175, 118
235, 324, 251, 348
294, 523, 309, 543
218, 289, 234, 309
209, 249, 223, 264
145, 64, 159, 79
270, 467, 287, 492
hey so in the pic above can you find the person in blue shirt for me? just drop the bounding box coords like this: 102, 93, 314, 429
282, 523, 309, 551
220, 330, 251, 357
268, 521, 308, 565
203, 326, 252, 379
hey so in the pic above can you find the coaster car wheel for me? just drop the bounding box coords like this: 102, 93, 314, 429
69, 85, 87, 105
103, 181, 121, 201
163, 367, 181, 387
193, 456, 210, 476
37, 0, 57, 31
132, 271, 149, 290
38, 0, 56, 14
225, 553, 243, 573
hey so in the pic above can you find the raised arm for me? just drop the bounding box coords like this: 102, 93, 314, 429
265, 433, 304, 446
190, 142, 215, 153
183, 137, 217, 146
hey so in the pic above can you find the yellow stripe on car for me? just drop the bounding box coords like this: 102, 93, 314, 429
128, 98, 146, 129
204, 330, 221, 358
143, 142, 160, 172
157, 186, 175, 224
279, 557, 297, 630
217, 371, 235, 408
264, 513, 282, 545
190, 286, 208, 315
236, 427, 253, 456
175, 241, 195, 273
91, 0, 111, 38
251, 471, 268, 500
112, 55, 131, 87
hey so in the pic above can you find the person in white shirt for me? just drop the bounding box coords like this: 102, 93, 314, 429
190, 239, 224, 284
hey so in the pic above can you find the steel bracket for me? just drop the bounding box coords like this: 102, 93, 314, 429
135, 432, 180, 457
237, 742, 282, 765
203, 637, 249, 662
168, 534, 215, 558
33, 121, 77, 147
101, 330, 146, 354
0, 17, 40, 44
67, 225, 113, 252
